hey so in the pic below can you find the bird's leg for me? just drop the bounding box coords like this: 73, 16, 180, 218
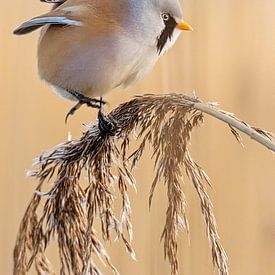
65, 90, 105, 123
97, 97, 116, 136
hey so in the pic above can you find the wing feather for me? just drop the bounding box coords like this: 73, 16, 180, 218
40, 0, 65, 3
13, 14, 82, 35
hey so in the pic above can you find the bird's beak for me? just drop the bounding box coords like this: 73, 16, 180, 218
177, 21, 193, 31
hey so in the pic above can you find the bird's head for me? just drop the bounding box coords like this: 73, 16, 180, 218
151, 0, 193, 54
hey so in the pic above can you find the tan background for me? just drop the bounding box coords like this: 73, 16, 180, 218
1, 0, 275, 274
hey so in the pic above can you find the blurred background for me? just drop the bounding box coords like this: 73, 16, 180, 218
1, 0, 275, 274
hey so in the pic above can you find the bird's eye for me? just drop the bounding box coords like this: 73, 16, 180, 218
161, 13, 170, 22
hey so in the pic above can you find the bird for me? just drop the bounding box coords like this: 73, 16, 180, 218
13, 0, 192, 132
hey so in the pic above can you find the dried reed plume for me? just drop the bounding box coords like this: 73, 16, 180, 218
13, 93, 275, 275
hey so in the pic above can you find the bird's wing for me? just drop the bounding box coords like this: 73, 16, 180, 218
13, 10, 82, 35
40, 0, 66, 3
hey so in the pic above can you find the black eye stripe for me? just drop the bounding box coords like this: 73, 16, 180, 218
156, 15, 177, 54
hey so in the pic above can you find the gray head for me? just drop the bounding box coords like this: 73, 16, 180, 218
152, 0, 183, 20
120, 0, 192, 55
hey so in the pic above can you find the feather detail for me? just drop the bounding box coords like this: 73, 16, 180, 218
157, 15, 177, 54
40, 0, 65, 3
13, 15, 82, 35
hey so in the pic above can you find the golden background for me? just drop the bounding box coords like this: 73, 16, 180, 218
1, 0, 275, 274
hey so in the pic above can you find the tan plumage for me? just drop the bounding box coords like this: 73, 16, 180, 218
14, 0, 192, 123
37, 0, 125, 98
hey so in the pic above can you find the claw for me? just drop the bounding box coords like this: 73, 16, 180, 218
64, 90, 105, 123
65, 101, 83, 124
97, 109, 116, 136
99, 97, 105, 109
68, 90, 105, 104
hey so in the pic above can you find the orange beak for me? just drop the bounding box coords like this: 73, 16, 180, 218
177, 21, 193, 31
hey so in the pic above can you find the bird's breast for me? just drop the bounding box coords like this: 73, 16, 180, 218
37, 23, 159, 99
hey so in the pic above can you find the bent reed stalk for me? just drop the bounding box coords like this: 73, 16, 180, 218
13, 93, 275, 275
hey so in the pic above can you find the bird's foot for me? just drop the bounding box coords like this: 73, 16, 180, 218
65, 91, 106, 123
65, 91, 115, 135
97, 98, 116, 136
